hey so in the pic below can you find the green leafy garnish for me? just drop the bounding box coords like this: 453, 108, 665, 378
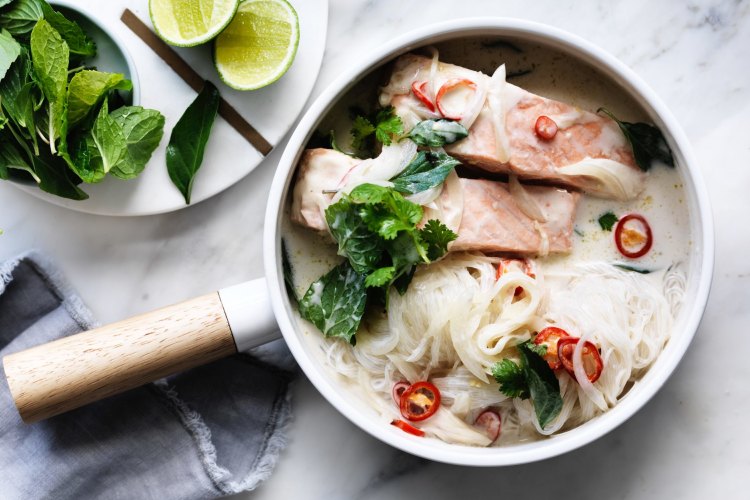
30, 18, 68, 153
0, 0, 43, 36
390, 150, 460, 195
350, 106, 403, 150
492, 341, 562, 429
420, 219, 458, 261
298, 261, 368, 343
66, 70, 132, 127
408, 119, 468, 147
598, 211, 618, 231
598, 107, 674, 172
39, 1, 95, 57
0, 27, 21, 80
166, 81, 220, 204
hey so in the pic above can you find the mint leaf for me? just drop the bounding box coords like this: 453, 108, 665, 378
30, 19, 68, 152
492, 359, 529, 399
408, 119, 468, 147
299, 261, 367, 342
39, 1, 96, 57
518, 342, 562, 429
86, 99, 126, 179
108, 106, 164, 179
67, 70, 132, 128
597, 211, 618, 231
0, 28, 21, 80
419, 219, 457, 261
391, 151, 460, 195
325, 195, 384, 273
0, 0, 43, 36
598, 107, 674, 172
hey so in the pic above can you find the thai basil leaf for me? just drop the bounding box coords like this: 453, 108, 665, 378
518, 341, 562, 429
325, 196, 384, 274
408, 119, 468, 147
598, 108, 674, 172
166, 81, 220, 204
108, 106, 164, 179
0, 0, 43, 36
39, 1, 96, 57
66, 70, 132, 128
30, 19, 68, 151
390, 150, 460, 194
0, 28, 20, 80
299, 261, 367, 343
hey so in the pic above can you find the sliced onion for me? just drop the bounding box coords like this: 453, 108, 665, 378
422, 169, 464, 235
534, 221, 550, 258
573, 330, 608, 411
337, 141, 418, 196
458, 79, 487, 130
555, 158, 646, 200
427, 46, 440, 101
508, 175, 547, 222
486, 64, 510, 162
406, 185, 442, 206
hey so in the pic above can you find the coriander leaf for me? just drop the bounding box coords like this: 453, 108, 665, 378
0, 0, 43, 36
299, 261, 367, 343
325, 195, 384, 273
353, 185, 423, 240
373, 106, 403, 146
598, 211, 618, 232
365, 266, 395, 288
518, 341, 562, 429
613, 263, 651, 274
166, 81, 220, 204
598, 107, 674, 172
67, 70, 132, 128
408, 119, 468, 147
39, 1, 96, 57
0, 28, 21, 80
525, 342, 547, 357
108, 106, 165, 179
350, 115, 374, 150
391, 150, 459, 194
419, 219, 457, 261
30, 19, 68, 152
492, 359, 529, 399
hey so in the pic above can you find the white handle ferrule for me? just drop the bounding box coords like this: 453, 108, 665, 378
218, 278, 280, 352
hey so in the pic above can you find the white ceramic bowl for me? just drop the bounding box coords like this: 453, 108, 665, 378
264, 18, 714, 465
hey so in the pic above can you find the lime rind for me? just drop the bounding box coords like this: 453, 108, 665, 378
213, 0, 300, 91
149, 0, 240, 47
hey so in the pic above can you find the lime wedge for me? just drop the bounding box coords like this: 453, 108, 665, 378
149, 0, 240, 47
214, 0, 299, 91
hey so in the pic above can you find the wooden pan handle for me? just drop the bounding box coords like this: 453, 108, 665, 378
2, 292, 237, 423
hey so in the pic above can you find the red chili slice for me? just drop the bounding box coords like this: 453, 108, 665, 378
391, 419, 425, 437
392, 381, 410, 404
436, 78, 477, 120
614, 213, 653, 259
534, 115, 558, 140
399, 381, 441, 421
557, 337, 604, 383
474, 410, 501, 442
534, 326, 572, 370
411, 81, 435, 112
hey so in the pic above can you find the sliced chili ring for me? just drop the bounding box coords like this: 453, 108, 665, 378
534, 115, 558, 140
436, 78, 477, 120
474, 409, 502, 442
391, 419, 425, 437
614, 213, 653, 259
557, 337, 604, 383
534, 326, 572, 370
411, 81, 436, 112
392, 381, 410, 404
399, 381, 441, 421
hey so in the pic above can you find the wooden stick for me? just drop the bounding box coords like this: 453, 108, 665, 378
120, 9, 273, 155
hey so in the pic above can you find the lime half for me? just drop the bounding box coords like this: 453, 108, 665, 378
214, 0, 300, 91
149, 0, 240, 47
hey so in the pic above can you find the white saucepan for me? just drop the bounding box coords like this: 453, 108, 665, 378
2, 19, 713, 466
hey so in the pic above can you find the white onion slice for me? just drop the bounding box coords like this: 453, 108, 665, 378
573, 330, 608, 411
458, 79, 488, 130
555, 158, 646, 200
427, 46, 439, 101
486, 64, 510, 162
508, 175, 547, 222
336, 141, 418, 197
406, 185, 442, 206
422, 169, 464, 234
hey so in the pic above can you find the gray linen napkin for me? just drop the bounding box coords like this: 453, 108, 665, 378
0, 252, 295, 500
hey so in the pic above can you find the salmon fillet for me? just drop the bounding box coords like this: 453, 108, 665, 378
380, 54, 645, 200
291, 149, 580, 256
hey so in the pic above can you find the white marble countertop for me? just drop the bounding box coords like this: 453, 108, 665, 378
1, 0, 748, 498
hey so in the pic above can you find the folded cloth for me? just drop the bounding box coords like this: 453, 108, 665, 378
0, 252, 295, 500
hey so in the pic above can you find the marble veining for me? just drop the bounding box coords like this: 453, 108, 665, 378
0, 0, 748, 498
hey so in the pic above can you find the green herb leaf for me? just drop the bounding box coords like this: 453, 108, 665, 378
350, 115, 374, 150
108, 106, 164, 179
0, 28, 21, 80
518, 341, 562, 429
39, 1, 96, 57
166, 81, 220, 204
598, 107, 674, 172
391, 150, 460, 194
32, 146, 88, 199
299, 261, 368, 343
0, 131, 39, 182
419, 219, 457, 261
613, 263, 652, 274
373, 106, 403, 146
598, 211, 618, 231
0, 0, 43, 36
525, 342, 547, 357
365, 266, 395, 288
83, 99, 126, 180
408, 119, 468, 147
492, 359, 529, 399
30, 18, 68, 152
325, 195, 385, 274
66, 70, 132, 128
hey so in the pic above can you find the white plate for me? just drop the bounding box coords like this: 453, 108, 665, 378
11, 0, 328, 216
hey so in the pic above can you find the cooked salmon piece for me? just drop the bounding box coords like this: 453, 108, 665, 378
291, 149, 579, 255
380, 54, 644, 200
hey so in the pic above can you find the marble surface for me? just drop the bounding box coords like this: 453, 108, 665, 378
1, 0, 748, 498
